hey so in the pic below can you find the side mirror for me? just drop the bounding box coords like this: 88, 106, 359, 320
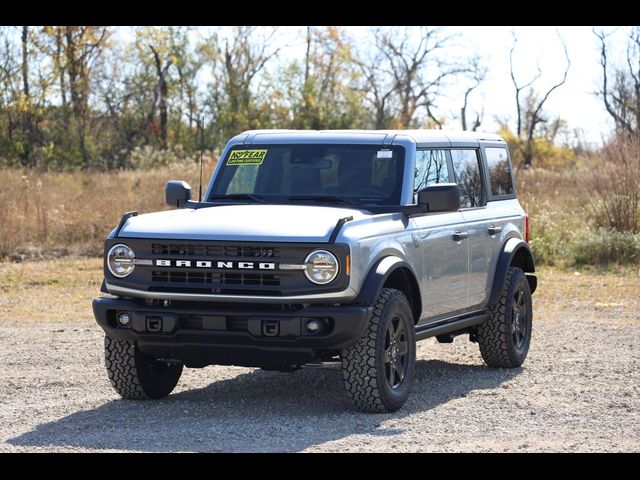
417, 183, 460, 212
166, 180, 192, 208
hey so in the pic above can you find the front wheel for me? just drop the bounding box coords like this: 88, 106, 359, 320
104, 336, 183, 400
341, 288, 416, 413
477, 267, 532, 368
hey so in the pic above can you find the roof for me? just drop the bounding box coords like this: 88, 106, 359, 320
235, 129, 505, 145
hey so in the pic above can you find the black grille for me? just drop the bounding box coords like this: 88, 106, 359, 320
151, 270, 280, 286
105, 239, 349, 297
151, 243, 279, 258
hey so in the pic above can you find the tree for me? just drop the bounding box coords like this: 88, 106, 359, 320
595, 28, 640, 137
356, 27, 464, 129
61, 26, 110, 168
460, 56, 486, 131
273, 26, 366, 130
200, 27, 281, 143
509, 32, 570, 168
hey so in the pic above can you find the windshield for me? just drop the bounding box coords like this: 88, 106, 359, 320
209, 144, 405, 206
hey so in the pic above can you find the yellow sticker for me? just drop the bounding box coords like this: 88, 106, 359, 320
227, 149, 267, 165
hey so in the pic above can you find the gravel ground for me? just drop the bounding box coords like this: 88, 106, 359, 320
0, 266, 639, 452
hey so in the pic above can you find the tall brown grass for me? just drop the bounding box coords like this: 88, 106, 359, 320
583, 136, 640, 233
0, 161, 217, 259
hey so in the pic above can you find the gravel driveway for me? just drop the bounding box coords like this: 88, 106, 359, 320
1, 310, 638, 452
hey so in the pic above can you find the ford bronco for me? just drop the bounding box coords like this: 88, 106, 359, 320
93, 129, 536, 413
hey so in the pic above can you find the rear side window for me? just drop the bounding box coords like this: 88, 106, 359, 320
414, 149, 450, 201
485, 147, 514, 196
451, 149, 484, 208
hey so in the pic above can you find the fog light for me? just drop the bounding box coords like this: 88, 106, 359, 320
117, 312, 131, 327
305, 319, 322, 334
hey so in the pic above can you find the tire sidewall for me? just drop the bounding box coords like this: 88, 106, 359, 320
505, 270, 533, 365
375, 291, 416, 411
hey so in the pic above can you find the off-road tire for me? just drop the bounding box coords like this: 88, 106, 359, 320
341, 288, 416, 413
104, 336, 183, 400
477, 267, 532, 368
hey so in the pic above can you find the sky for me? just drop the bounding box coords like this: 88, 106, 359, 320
439, 26, 624, 146
121, 26, 631, 145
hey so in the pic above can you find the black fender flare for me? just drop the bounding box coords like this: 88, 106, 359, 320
489, 238, 537, 305
354, 256, 422, 318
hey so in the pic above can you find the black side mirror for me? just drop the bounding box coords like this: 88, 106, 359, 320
166, 180, 192, 208
417, 183, 460, 212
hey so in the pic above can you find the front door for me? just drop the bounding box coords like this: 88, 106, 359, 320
411, 149, 469, 321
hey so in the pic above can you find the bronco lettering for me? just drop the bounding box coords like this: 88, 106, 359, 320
154, 259, 276, 270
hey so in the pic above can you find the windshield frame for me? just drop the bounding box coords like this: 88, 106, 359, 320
207, 143, 407, 208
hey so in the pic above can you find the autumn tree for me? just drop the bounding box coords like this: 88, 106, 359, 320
273, 26, 366, 130
595, 28, 640, 137
199, 27, 281, 143
59, 26, 110, 168
509, 32, 570, 168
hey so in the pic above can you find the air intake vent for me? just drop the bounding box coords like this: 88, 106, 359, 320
151, 271, 280, 286
151, 244, 279, 258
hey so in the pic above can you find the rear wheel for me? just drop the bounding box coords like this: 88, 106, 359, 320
341, 288, 416, 413
477, 267, 532, 368
104, 336, 183, 400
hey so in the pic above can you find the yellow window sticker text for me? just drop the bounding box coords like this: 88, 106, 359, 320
227, 149, 268, 165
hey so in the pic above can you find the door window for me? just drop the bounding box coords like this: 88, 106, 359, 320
485, 147, 514, 196
451, 149, 485, 208
414, 149, 450, 202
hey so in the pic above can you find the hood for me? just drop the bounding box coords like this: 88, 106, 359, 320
117, 204, 370, 242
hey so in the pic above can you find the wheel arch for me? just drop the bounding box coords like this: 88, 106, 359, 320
354, 256, 422, 324
489, 238, 536, 305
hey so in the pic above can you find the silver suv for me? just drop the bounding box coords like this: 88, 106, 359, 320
93, 129, 537, 413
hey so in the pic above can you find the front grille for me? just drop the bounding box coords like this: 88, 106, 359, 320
105, 239, 349, 297
151, 243, 279, 258
151, 270, 281, 286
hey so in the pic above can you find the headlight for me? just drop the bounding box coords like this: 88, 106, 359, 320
107, 244, 135, 278
304, 250, 339, 285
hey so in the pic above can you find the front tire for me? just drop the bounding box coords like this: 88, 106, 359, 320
477, 267, 532, 368
104, 336, 183, 400
341, 288, 416, 413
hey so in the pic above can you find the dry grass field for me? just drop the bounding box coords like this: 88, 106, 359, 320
0, 161, 216, 260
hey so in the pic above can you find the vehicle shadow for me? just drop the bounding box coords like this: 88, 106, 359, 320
9, 359, 521, 452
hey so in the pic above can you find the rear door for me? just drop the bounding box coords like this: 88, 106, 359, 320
450, 148, 494, 308
411, 149, 469, 320
474, 144, 518, 304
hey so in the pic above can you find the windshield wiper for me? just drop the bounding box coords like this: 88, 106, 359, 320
288, 195, 361, 207
209, 194, 264, 203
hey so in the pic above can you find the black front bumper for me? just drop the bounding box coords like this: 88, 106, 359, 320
93, 297, 371, 369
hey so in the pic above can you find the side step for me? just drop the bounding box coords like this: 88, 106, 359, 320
415, 310, 489, 341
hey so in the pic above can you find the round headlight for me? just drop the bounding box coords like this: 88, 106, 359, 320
107, 244, 135, 278
304, 250, 339, 285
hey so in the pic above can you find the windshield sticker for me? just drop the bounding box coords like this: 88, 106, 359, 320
227, 149, 267, 165
377, 149, 393, 159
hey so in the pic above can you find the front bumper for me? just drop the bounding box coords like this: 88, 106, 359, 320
93, 296, 371, 369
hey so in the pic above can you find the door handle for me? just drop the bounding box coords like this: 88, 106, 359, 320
488, 225, 502, 236
452, 230, 468, 242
